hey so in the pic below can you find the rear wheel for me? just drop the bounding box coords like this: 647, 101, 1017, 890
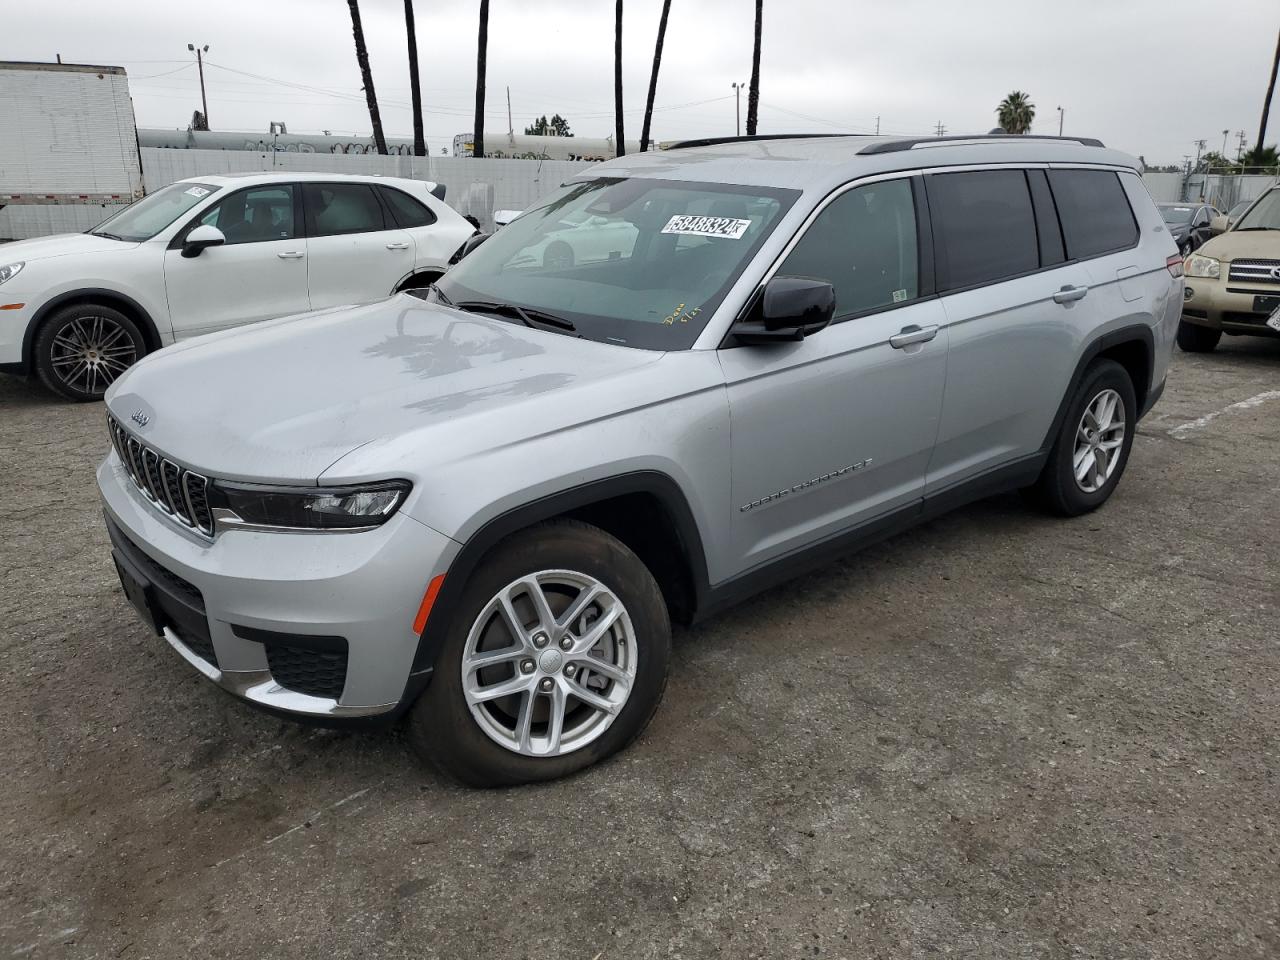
409, 520, 670, 786
1028, 358, 1136, 516
1177, 319, 1221, 353
34, 303, 146, 402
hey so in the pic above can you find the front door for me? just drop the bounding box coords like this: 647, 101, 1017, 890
720, 176, 947, 574
302, 181, 414, 310
162, 183, 309, 338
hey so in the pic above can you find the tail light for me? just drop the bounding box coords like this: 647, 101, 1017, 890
1166, 254, 1185, 278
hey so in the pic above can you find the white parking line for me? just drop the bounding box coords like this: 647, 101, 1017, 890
1167, 390, 1280, 439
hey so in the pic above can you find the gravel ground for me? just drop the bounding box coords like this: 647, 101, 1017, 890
1, 340, 1277, 959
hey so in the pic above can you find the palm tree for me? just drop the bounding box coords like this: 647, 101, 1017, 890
639, 0, 672, 152
614, 0, 626, 157
1257, 27, 1280, 163
404, 0, 426, 157
745, 0, 762, 136
347, 0, 388, 154
473, 0, 490, 158
997, 91, 1035, 135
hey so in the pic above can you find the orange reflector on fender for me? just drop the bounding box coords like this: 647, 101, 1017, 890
412, 574, 445, 634
0, 303, 24, 310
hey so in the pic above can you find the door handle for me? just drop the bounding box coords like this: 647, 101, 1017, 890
385, 241, 410, 251
1052, 284, 1089, 304
277, 251, 305, 260
889, 324, 939, 349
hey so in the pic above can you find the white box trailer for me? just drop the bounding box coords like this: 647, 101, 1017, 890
0, 61, 144, 239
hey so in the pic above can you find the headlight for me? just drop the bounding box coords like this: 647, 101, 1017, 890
0, 262, 24, 285
1184, 254, 1220, 279
209, 480, 411, 530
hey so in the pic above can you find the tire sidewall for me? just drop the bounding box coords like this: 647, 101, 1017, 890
1052, 359, 1137, 513
411, 522, 670, 787
34, 303, 145, 402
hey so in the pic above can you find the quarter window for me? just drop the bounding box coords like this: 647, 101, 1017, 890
379, 186, 437, 228
1047, 169, 1138, 259
303, 183, 386, 236
928, 170, 1038, 290
197, 185, 296, 245
776, 178, 919, 319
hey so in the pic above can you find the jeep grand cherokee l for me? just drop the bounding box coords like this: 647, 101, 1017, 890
98, 134, 1181, 786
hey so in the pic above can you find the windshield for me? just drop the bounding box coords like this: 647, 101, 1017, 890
436, 177, 799, 349
1229, 201, 1251, 219
1158, 204, 1195, 225
89, 181, 221, 242
1234, 190, 1280, 231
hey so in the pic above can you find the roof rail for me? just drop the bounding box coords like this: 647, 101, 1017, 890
859, 134, 1105, 155
664, 133, 863, 151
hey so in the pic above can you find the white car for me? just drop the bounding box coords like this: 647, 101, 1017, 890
0, 172, 475, 400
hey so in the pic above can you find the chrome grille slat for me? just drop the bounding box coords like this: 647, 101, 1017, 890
1227, 259, 1280, 284
107, 415, 215, 537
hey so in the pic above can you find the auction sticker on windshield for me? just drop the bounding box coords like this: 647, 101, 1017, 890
661, 215, 752, 239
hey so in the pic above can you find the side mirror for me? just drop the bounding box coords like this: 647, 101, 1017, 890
733, 276, 836, 344
181, 224, 225, 259
493, 209, 522, 229
452, 232, 490, 263
1209, 214, 1229, 235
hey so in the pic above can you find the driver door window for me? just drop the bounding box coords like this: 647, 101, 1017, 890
197, 185, 297, 244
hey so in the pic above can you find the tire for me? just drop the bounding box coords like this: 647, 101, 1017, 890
409, 519, 671, 787
34, 303, 146, 402
1177, 319, 1221, 353
1027, 358, 1137, 517
543, 241, 574, 270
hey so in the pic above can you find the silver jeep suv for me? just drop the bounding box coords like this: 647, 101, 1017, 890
99, 134, 1182, 786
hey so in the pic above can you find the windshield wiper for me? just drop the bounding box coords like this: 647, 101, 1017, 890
452, 300, 577, 333
91, 231, 128, 241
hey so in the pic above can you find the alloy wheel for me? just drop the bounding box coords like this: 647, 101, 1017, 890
1073, 387, 1126, 493
460, 569, 637, 758
48, 316, 138, 396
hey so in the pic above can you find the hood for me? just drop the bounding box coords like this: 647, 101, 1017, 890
1199, 229, 1280, 262
0, 233, 140, 263
106, 295, 665, 483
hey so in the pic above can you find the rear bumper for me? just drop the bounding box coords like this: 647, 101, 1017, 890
98, 453, 459, 719
1182, 277, 1280, 336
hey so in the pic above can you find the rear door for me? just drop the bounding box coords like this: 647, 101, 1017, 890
303, 182, 414, 310
162, 182, 310, 338
376, 184, 463, 274
720, 175, 948, 572
923, 167, 1097, 495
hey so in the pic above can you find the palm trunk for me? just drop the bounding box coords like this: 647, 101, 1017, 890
1257, 27, 1280, 163
404, 0, 426, 157
746, 0, 762, 136
614, 0, 626, 157
473, 0, 490, 158
347, 0, 388, 155
639, 0, 671, 152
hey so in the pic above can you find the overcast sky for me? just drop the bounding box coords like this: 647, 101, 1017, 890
5, 0, 1278, 163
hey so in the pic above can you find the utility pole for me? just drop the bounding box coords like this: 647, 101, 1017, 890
1057, 105, 1064, 136
1221, 129, 1230, 157
732, 81, 744, 136
506, 86, 513, 137
875, 115, 880, 135
934, 121, 946, 137
187, 43, 210, 128
1193, 138, 1206, 171
1236, 130, 1248, 161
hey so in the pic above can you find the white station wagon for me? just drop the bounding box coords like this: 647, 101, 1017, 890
0, 172, 475, 400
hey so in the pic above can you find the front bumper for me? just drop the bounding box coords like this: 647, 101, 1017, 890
0, 295, 34, 371
98, 453, 459, 719
1182, 274, 1280, 336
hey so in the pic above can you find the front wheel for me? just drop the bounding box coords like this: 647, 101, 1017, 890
34, 303, 146, 402
1177, 319, 1221, 353
1027, 358, 1136, 516
409, 520, 671, 786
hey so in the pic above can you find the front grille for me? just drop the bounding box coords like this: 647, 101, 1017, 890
265, 643, 349, 700
107, 415, 214, 535
1227, 259, 1280, 284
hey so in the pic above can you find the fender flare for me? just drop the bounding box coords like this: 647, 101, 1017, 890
408, 470, 711, 677
1038, 322, 1155, 453
22, 288, 164, 372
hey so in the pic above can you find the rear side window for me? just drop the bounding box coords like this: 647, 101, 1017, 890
928, 170, 1038, 291
1047, 169, 1138, 259
303, 183, 386, 236
777, 178, 919, 318
379, 186, 437, 228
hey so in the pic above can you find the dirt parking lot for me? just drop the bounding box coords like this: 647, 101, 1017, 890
1, 340, 1277, 959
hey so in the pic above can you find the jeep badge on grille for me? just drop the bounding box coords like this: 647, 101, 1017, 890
131, 410, 150, 427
